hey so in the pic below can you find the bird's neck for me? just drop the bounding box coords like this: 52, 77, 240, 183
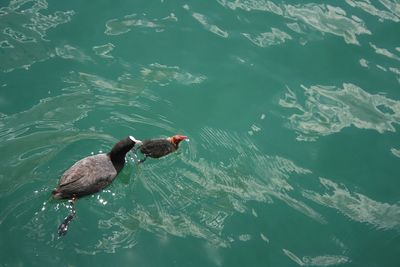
167, 137, 178, 148
108, 137, 135, 172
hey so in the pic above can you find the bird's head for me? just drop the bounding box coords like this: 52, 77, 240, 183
169, 135, 187, 146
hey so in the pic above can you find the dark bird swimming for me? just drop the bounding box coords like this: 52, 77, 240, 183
137, 134, 187, 162
53, 136, 141, 236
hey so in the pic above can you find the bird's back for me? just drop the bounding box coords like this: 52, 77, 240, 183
53, 154, 117, 199
140, 139, 176, 158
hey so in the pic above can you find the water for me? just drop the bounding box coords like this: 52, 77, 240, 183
1, 0, 399, 266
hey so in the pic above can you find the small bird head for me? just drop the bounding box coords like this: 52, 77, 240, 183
170, 135, 187, 145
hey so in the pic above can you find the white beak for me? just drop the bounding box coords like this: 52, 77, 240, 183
129, 136, 143, 145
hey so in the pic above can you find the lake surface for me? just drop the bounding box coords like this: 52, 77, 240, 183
1, 0, 399, 266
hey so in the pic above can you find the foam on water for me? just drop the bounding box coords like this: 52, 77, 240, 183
346, 0, 400, 22
184, 5, 229, 38
0, 0, 74, 72
105, 126, 330, 249
242, 28, 292, 47
140, 63, 206, 86
92, 43, 115, 59
217, 0, 372, 45
283, 248, 351, 267
279, 83, 400, 141
55, 45, 92, 62
1, 0, 399, 265
104, 13, 177, 36
303, 177, 400, 231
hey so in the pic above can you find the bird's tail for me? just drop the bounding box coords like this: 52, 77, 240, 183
57, 199, 77, 237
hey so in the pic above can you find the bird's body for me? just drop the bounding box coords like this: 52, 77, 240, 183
138, 135, 187, 162
52, 134, 185, 236
53, 136, 139, 200
52, 154, 117, 199
140, 139, 178, 158
52, 136, 140, 236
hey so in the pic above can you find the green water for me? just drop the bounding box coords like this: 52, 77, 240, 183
1, 0, 400, 266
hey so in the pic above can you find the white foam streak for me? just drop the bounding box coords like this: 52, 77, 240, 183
217, 0, 371, 45
141, 63, 206, 86
191, 11, 229, 38
346, 0, 400, 22
370, 43, 400, 61
0, 0, 74, 72
106, 126, 327, 248
303, 178, 400, 231
391, 148, 400, 158
55, 44, 92, 62
283, 248, 351, 266
242, 28, 292, 47
93, 43, 115, 59
280, 83, 400, 140
104, 13, 177, 36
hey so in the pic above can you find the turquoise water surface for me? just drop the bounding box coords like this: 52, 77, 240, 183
1, 0, 400, 266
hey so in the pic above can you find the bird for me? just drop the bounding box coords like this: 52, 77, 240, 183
53, 135, 141, 236
136, 134, 187, 163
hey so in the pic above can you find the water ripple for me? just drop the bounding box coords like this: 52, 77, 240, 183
346, 0, 400, 22
279, 83, 400, 141
64, 71, 144, 101
283, 248, 351, 266
92, 43, 115, 59
303, 177, 400, 231
55, 44, 92, 62
391, 148, 400, 158
115, 126, 328, 248
140, 63, 206, 86
370, 42, 400, 62
104, 13, 177, 36
184, 5, 229, 38
242, 27, 292, 47
0, 0, 74, 72
217, 0, 371, 45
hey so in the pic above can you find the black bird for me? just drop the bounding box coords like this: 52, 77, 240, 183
53, 136, 141, 236
137, 134, 187, 162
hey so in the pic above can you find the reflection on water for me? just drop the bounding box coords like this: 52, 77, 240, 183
55, 45, 92, 62
184, 5, 229, 38
99, 126, 326, 250
1, 0, 399, 265
92, 43, 115, 59
391, 148, 400, 158
0, 0, 74, 72
370, 42, 400, 62
140, 63, 206, 86
242, 28, 292, 48
217, 0, 371, 45
104, 13, 177, 36
347, 0, 400, 22
283, 248, 351, 266
0, 89, 95, 197
303, 177, 400, 231
279, 83, 400, 141
14, 121, 338, 254
68, 117, 399, 254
